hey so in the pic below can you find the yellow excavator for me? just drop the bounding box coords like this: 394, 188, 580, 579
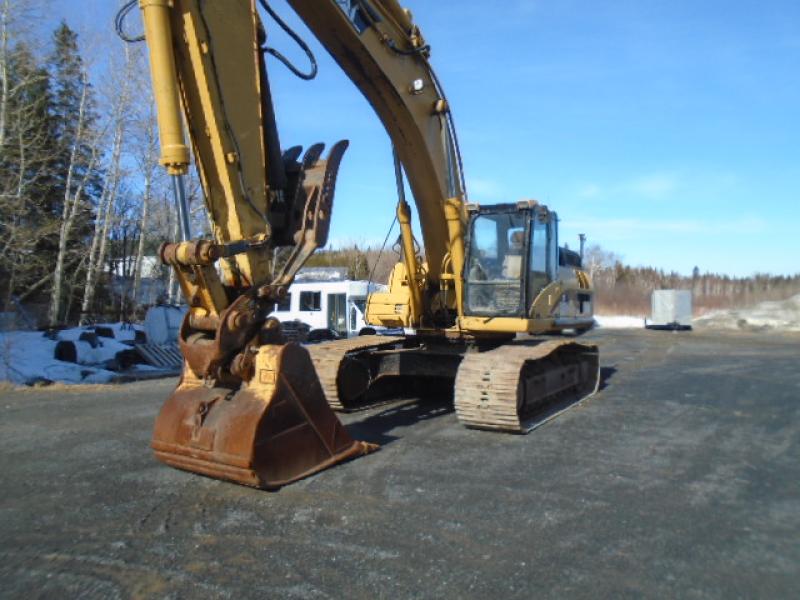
132, 0, 599, 489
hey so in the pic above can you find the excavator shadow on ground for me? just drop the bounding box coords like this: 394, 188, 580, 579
599, 366, 617, 390
344, 378, 455, 446
345, 363, 616, 445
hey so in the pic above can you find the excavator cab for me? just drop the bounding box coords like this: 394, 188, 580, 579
464, 203, 557, 318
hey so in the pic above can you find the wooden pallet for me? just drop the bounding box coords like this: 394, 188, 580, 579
135, 343, 184, 369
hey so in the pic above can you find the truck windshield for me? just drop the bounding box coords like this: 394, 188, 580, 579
353, 298, 366, 315
465, 212, 526, 316
351, 298, 367, 332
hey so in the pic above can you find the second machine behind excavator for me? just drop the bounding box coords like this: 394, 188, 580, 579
135, 0, 600, 489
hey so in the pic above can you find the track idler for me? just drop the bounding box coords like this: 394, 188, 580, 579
152, 342, 376, 489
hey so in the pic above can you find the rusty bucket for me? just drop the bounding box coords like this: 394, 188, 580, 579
152, 343, 376, 489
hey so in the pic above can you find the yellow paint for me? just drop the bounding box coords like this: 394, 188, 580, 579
366, 263, 412, 328
139, 0, 190, 174
443, 197, 466, 316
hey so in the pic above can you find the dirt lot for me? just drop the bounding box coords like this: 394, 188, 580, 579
1, 329, 798, 599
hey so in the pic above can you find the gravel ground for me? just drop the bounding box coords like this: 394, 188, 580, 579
0, 329, 798, 599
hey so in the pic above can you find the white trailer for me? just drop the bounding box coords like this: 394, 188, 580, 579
647, 290, 693, 331
269, 277, 383, 338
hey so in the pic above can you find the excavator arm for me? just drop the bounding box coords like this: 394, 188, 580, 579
140, 0, 354, 374
138, 0, 373, 489
142, 0, 346, 292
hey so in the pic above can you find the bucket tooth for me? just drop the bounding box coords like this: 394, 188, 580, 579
151, 343, 377, 489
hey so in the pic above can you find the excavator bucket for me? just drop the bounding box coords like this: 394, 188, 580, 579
152, 343, 377, 489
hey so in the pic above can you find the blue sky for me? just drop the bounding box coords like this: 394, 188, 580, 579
51, 0, 799, 276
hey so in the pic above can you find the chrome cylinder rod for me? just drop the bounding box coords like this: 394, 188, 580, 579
171, 174, 191, 241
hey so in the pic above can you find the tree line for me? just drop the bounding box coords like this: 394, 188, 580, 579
583, 245, 800, 315
304, 243, 800, 316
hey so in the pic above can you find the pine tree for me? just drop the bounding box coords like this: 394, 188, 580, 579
0, 42, 61, 310
47, 21, 104, 325
49, 21, 103, 214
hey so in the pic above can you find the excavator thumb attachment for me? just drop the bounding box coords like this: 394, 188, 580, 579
152, 343, 377, 489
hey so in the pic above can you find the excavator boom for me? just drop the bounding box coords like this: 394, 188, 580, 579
138, 0, 374, 488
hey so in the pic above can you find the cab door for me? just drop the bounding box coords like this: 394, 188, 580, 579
527, 210, 554, 306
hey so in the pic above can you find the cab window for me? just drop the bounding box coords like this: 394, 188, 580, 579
465, 212, 526, 316
528, 217, 550, 301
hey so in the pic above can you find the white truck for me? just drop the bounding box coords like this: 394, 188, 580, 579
269, 268, 384, 338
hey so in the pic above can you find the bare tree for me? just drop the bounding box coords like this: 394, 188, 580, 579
0, 61, 55, 309
582, 243, 619, 285
48, 67, 107, 325
130, 80, 161, 315
0, 0, 41, 148
78, 42, 136, 324
0, 0, 12, 149
0, 0, 56, 314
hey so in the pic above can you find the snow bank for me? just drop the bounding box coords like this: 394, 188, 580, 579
0, 331, 117, 385
593, 315, 645, 329
56, 322, 140, 342
54, 337, 133, 365
694, 294, 800, 332
96, 322, 141, 342
0, 322, 153, 386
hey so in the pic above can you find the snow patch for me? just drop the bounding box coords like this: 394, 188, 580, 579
0, 323, 153, 386
694, 294, 800, 332
595, 293, 800, 332
0, 331, 117, 385
55, 322, 139, 342
593, 315, 645, 329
